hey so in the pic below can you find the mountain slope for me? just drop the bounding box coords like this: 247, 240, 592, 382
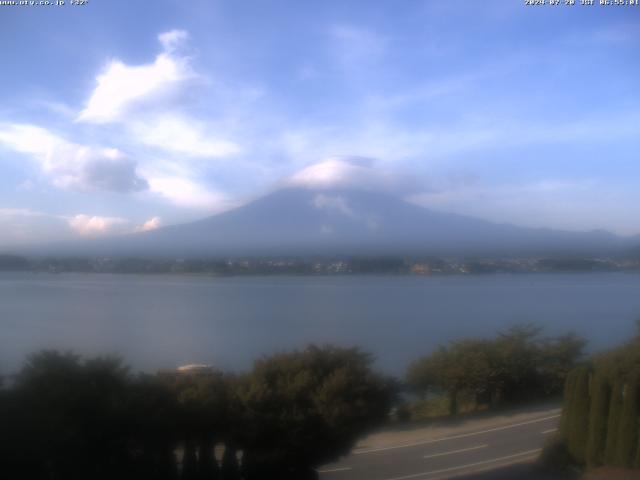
74, 188, 631, 258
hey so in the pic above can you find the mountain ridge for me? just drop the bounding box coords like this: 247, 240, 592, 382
34, 187, 635, 258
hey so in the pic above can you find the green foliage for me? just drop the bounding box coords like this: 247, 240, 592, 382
586, 372, 610, 466
0, 346, 392, 480
567, 367, 590, 464
604, 379, 624, 465
407, 324, 585, 416
559, 369, 577, 440
562, 325, 640, 470
408, 339, 495, 414
540, 333, 587, 396
237, 345, 394, 472
615, 372, 640, 467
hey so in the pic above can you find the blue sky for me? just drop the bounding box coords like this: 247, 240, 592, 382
0, 0, 639, 246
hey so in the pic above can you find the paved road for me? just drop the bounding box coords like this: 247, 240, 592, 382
319, 411, 560, 480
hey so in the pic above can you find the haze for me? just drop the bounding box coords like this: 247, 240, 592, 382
1, 1, 640, 251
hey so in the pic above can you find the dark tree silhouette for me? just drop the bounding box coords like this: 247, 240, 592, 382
0, 346, 392, 479
237, 345, 394, 476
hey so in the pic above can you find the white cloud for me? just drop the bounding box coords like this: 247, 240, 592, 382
67, 214, 129, 236
286, 156, 417, 193
0, 123, 61, 157
78, 30, 194, 123
0, 209, 135, 246
0, 123, 148, 192
136, 216, 162, 232
146, 175, 233, 211
158, 29, 189, 53
131, 115, 240, 158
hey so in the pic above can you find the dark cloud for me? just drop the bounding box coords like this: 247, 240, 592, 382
81, 154, 149, 193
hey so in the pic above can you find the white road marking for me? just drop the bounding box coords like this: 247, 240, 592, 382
381, 449, 542, 480
354, 413, 560, 455
423, 444, 488, 459
318, 467, 352, 473
541, 428, 557, 434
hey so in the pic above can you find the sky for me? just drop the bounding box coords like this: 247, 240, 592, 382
0, 0, 639, 247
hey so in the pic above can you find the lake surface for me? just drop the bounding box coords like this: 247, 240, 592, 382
1, 272, 640, 376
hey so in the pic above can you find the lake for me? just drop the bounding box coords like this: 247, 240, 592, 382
1, 272, 639, 376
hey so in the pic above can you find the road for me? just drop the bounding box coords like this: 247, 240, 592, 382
319, 409, 561, 480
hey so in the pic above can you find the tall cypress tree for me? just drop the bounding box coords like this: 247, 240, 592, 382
560, 369, 578, 440
604, 379, 624, 465
568, 367, 590, 464
615, 373, 640, 468
635, 423, 640, 468
586, 373, 611, 466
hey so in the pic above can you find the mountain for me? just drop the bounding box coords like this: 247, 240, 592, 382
55, 187, 634, 258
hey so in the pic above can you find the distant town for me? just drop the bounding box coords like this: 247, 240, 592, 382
2, 254, 640, 275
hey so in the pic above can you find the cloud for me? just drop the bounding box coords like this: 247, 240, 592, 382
130, 115, 241, 158
80, 150, 149, 192
158, 29, 189, 53
146, 175, 233, 211
78, 29, 194, 123
0, 123, 148, 193
67, 214, 129, 236
286, 156, 419, 193
72, 28, 240, 214
136, 216, 162, 232
0, 209, 134, 246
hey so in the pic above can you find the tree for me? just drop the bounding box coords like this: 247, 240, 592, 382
615, 372, 640, 467
407, 340, 496, 414
407, 325, 582, 415
160, 367, 233, 480
492, 324, 544, 403
604, 379, 624, 465
9, 351, 142, 480
220, 443, 241, 480
586, 372, 610, 466
539, 333, 586, 396
559, 369, 578, 440
237, 345, 394, 477
567, 367, 590, 464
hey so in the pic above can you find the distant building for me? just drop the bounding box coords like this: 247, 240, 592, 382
410, 263, 428, 274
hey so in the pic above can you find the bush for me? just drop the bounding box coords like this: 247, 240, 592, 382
538, 436, 578, 475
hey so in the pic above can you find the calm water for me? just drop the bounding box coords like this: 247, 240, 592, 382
1, 272, 639, 376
